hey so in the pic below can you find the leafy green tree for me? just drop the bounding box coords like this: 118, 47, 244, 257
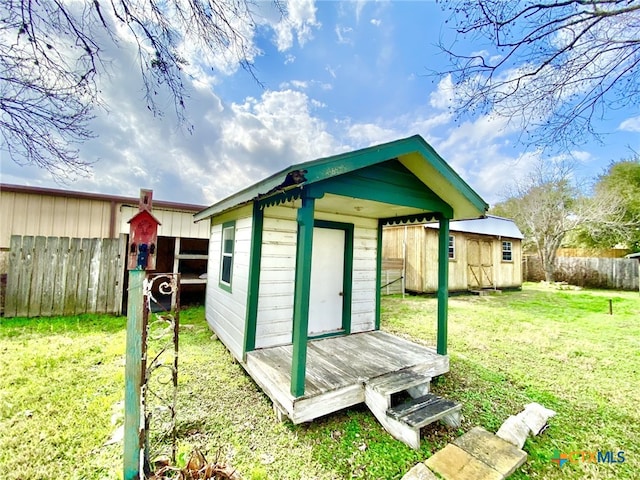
574, 158, 640, 251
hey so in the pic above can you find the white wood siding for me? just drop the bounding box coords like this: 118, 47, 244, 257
255, 205, 378, 349
206, 216, 252, 361
255, 210, 297, 349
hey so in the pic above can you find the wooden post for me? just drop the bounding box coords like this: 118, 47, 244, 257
291, 196, 315, 397
124, 269, 145, 480
437, 217, 450, 356
171, 237, 181, 311
244, 202, 265, 357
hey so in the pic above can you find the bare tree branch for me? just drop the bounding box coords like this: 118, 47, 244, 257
492, 157, 631, 280
1, 0, 276, 178
436, 0, 640, 151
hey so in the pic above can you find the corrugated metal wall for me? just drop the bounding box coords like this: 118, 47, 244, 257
1, 191, 113, 248
1, 190, 209, 252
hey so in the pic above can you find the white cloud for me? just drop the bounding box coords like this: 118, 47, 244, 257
429, 75, 456, 110
335, 25, 354, 44
619, 116, 640, 132
347, 124, 399, 146
354, 0, 367, 24
273, 0, 321, 51
217, 89, 340, 193
279, 79, 333, 91
291, 80, 309, 89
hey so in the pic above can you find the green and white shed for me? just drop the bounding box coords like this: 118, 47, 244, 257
195, 135, 488, 428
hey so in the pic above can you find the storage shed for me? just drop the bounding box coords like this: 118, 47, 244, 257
195, 135, 488, 434
383, 216, 524, 293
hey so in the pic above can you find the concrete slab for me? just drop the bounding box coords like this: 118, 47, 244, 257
453, 427, 527, 477
401, 462, 438, 480
425, 444, 504, 480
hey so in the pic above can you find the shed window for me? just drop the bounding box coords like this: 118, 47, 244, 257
219, 222, 235, 290
502, 241, 513, 262
448, 235, 455, 259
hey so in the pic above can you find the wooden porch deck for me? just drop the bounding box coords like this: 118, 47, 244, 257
243, 331, 449, 424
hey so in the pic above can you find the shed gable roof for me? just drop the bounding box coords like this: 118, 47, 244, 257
195, 135, 488, 221
425, 215, 524, 239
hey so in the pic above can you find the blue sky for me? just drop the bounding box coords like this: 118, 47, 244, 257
1, 0, 638, 208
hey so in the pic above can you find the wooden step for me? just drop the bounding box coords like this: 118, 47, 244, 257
366, 368, 431, 397
387, 393, 462, 429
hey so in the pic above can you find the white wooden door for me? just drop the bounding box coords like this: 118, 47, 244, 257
308, 227, 344, 336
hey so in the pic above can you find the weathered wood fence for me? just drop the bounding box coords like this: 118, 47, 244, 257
524, 255, 639, 291
4, 235, 126, 318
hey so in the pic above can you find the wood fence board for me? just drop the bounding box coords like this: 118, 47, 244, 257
16, 236, 34, 318
105, 237, 123, 313
87, 238, 101, 313
525, 255, 638, 290
29, 236, 48, 317
5, 236, 22, 317
52, 237, 70, 316
63, 238, 81, 316
40, 237, 58, 317
107, 238, 123, 313
6, 236, 126, 318
97, 238, 110, 313
114, 234, 127, 314
76, 238, 91, 315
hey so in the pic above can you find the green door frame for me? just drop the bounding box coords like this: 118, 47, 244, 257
307, 220, 354, 339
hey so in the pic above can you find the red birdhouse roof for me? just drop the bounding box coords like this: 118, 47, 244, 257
127, 209, 162, 225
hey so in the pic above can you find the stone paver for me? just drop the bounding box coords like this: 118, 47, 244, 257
453, 426, 527, 477
425, 444, 504, 480
400, 462, 438, 480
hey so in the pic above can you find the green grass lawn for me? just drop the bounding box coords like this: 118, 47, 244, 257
0, 283, 638, 479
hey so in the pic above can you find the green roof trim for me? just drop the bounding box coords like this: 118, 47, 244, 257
194, 135, 488, 221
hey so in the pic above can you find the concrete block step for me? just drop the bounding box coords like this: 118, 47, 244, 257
388, 393, 462, 429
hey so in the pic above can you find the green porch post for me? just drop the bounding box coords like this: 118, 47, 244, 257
437, 217, 450, 355
124, 269, 145, 480
375, 220, 383, 330
291, 195, 315, 397
243, 202, 264, 359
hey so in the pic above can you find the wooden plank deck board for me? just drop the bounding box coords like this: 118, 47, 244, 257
244, 331, 449, 423
326, 333, 415, 373
374, 331, 439, 357
306, 343, 360, 389
309, 335, 397, 378
363, 333, 432, 367
250, 345, 327, 397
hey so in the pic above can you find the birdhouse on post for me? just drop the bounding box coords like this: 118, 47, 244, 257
127, 189, 161, 271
